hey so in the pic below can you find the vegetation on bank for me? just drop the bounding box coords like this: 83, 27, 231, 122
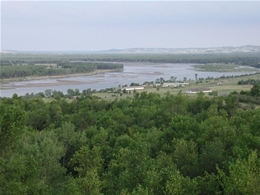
1, 52, 259, 82
1, 53, 260, 194
193, 63, 256, 72
231, 84, 260, 107
1, 52, 260, 68
1, 84, 260, 194
8, 72, 259, 102
237, 78, 260, 85
0, 62, 123, 79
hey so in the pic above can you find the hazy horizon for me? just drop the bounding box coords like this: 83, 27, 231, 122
2, 45, 260, 53
1, 1, 260, 51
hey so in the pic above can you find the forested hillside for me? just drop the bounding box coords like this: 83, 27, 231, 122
1, 89, 260, 194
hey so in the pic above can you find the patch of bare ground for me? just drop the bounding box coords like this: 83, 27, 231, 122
138, 72, 164, 76
0, 80, 86, 89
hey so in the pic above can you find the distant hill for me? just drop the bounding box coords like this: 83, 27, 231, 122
1, 45, 260, 54
100, 45, 260, 54
0, 50, 16, 54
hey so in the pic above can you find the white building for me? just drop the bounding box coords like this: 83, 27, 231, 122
162, 83, 189, 87
122, 86, 144, 91
185, 88, 212, 94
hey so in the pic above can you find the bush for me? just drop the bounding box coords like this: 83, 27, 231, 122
209, 91, 218, 96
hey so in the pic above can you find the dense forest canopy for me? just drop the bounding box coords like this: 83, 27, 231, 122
1, 86, 260, 194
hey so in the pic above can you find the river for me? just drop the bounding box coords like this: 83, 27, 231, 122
0, 63, 257, 97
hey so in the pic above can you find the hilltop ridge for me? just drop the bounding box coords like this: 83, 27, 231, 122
101, 45, 260, 54
1, 45, 260, 54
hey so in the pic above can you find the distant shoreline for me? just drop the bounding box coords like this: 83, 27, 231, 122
0, 69, 122, 90
1, 69, 122, 82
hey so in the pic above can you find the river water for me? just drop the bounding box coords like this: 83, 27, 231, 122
0, 63, 257, 97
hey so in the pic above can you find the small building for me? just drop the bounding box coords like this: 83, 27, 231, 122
162, 83, 189, 87
185, 88, 212, 94
122, 86, 144, 91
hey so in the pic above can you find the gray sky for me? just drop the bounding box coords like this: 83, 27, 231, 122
1, 1, 260, 51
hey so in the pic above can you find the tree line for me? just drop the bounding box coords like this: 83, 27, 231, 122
1, 85, 260, 194
238, 78, 260, 85
0, 62, 123, 79
1, 52, 260, 68
231, 84, 260, 106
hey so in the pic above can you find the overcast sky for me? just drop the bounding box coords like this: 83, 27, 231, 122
1, 1, 260, 51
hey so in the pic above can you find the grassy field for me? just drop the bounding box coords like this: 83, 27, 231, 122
93, 73, 260, 100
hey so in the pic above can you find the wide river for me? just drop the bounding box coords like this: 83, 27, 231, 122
0, 63, 257, 97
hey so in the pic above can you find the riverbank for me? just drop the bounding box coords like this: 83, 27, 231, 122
0, 80, 90, 90
0, 69, 122, 83
0, 69, 123, 83
0, 69, 122, 90
192, 63, 258, 72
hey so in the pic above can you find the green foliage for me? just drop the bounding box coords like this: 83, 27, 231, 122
0, 62, 123, 79
250, 84, 260, 97
69, 146, 103, 195
0, 102, 26, 156
173, 139, 199, 177
196, 172, 222, 195
1, 89, 260, 194
208, 91, 218, 96
233, 84, 260, 106
238, 78, 260, 85
220, 151, 260, 195
2, 52, 260, 68
165, 169, 199, 195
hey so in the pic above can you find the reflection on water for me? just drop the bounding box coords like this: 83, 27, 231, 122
1, 63, 257, 97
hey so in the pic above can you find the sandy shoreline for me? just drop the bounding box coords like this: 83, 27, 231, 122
0, 80, 89, 90
0, 69, 121, 90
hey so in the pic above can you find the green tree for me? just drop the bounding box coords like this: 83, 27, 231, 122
250, 84, 260, 96
45, 89, 53, 98
221, 151, 260, 195
170, 76, 177, 82
197, 172, 222, 195
165, 169, 199, 195
199, 140, 225, 174
49, 101, 63, 126
224, 94, 238, 117
82, 88, 92, 96
0, 153, 44, 195
18, 130, 66, 193
27, 106, 51, 130
67, 89, 76, 98
69, 146, 103, 195
173, 139, 199, 177
55, 122, 87, 167
195, 73, 198, 81
0, 102, 26, 156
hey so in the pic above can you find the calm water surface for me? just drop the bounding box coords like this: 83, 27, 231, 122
1, 63, 256, 97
